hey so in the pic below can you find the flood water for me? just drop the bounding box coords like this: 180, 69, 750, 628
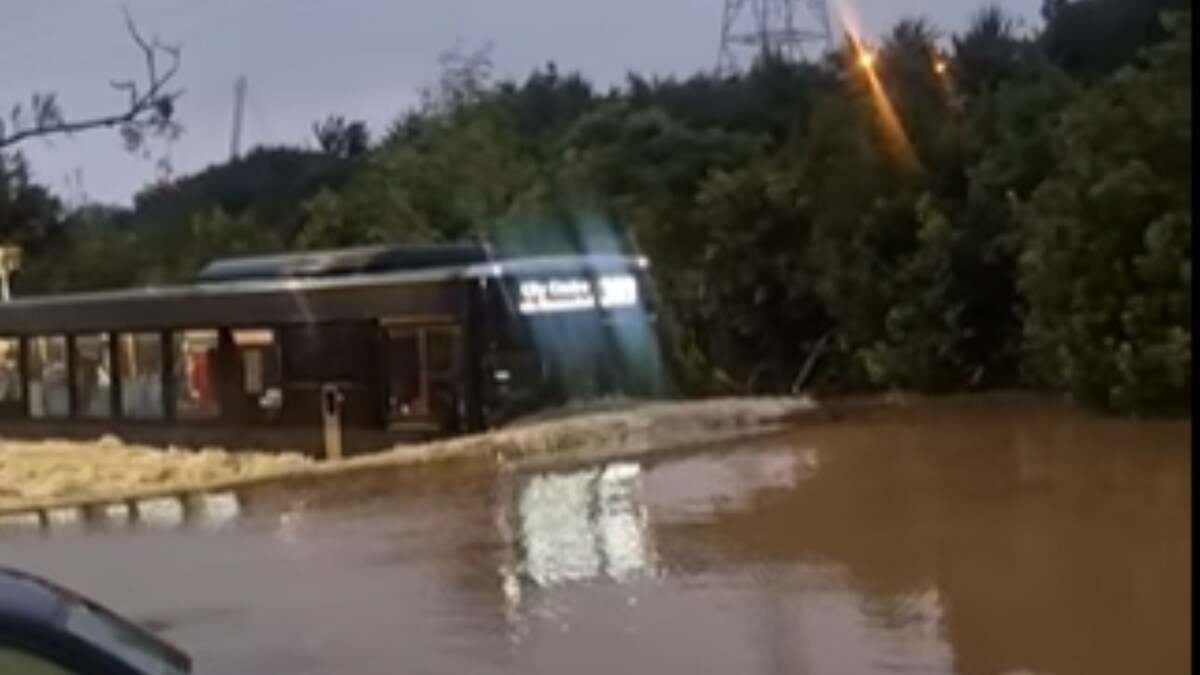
1, 397, 1191, 675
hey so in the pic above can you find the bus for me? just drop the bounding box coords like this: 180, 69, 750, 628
0, 244, 661, 456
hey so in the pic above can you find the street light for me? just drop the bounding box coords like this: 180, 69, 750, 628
858, 49, 877, 71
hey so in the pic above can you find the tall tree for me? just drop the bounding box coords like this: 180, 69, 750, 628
1040, 0, 1189, 78
313, 116, 371, 159
1020, 12, 1191, 411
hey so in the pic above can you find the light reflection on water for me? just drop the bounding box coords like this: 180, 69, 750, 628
505, 461, 653, 589
0, 398, 1190, 675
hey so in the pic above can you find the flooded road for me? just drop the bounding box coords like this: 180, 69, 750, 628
1, 398, 1191, 675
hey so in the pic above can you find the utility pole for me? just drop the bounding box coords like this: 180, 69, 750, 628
718, 0, 835, 74
229, 74, 248, 160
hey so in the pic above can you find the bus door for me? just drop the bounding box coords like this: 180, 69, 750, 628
382, 323, 462, 433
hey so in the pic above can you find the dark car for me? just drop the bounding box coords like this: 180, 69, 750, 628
0, 567, 191, 674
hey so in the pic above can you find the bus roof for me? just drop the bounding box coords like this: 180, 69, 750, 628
0, 253, 649, 334
3, 253, 646, 310
195, 243, 491, 284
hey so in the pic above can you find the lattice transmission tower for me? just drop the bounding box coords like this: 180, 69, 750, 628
718, 0, 835, 73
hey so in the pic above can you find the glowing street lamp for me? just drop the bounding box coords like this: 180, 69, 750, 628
858, 49, 877, 71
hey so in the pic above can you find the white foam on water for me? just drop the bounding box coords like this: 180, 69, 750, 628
0, 513, 42, 530
103, 502, 132, 524
195, 492, 242, 529
137, 497, 185, 529
47, 508, 82, 528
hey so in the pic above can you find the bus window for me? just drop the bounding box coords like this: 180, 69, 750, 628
118, 333, 165, 420
26, 336, 68, 419
233, 329, 282, 418
0, 337, 21, 414
73, 334, 113, 420
172, 330, 220, 420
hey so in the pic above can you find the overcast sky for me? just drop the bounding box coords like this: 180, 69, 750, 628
0, 0, 1041, 206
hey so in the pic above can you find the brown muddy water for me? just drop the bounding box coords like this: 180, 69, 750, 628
0, 397, 1191, 675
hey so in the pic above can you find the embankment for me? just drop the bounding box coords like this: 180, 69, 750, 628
0, 396, 815, 516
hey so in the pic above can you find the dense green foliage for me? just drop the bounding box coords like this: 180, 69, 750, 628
1020, 12, 1191, 413
0, 1, 1191, 414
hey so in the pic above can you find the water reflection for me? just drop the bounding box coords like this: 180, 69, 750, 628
502, 462, 653, 589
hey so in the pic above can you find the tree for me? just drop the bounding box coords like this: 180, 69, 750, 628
127, 145, 355, 277
183, 207, 283, 276
679, 158, 828, 392
294, 188, 362, 250
1020, 12, 1191, 412
0, 10, 182, 152
0, 154, 63, 254
0, 153, 67, 297
798, 29, 949, 389
15, 206, 143, 293
492, 63, 598, 147
316, 45, 543, 246
1040, 0, 1189, 78
312, 116, 371, 159
952, 5, 1026, 95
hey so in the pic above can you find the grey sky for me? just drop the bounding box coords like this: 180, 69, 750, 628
0, 0, 1041, 206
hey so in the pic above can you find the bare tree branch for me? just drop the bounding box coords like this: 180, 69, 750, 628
0, 8, 183, 150
111, 80, 138, 110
